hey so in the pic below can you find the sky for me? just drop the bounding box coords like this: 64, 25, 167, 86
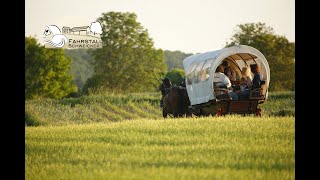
25, 0, 295, 54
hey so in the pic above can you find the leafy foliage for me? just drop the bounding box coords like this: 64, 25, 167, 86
165, 68, 186, 85
83, 12, 167, 93
226, 22, 295, 91
25, 37, 77, 99
65, 49, 192, 92
164, 50, 193, 70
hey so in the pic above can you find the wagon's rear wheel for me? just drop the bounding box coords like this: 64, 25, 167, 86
217, 108, 223, 117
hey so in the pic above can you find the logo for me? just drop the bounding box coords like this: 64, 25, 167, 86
43, 22, 103, 49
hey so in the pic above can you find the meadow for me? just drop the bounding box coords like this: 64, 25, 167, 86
25, 91, 295, 179
25, 91, 294, 126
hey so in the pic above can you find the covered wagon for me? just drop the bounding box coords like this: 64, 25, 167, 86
183, 45, 270, 116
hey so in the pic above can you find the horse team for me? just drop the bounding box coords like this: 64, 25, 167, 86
159, 78, 192, 118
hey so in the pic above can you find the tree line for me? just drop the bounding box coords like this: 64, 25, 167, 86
25, 12, 295, 99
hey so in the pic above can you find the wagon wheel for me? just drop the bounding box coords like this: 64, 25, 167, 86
217, 108, 223, 117
255, 108, 262, 117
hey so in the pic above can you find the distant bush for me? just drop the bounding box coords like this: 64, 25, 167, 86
25, 111, 41, 126
165, 68, 186, 85
273, 109, 295, 117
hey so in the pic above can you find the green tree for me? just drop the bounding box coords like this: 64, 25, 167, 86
164, 50, 193, 70
165, 68, 186, 86
226, 22, 295, 91
65, 49, 94, 91
84, 12, 167, 93
25, 37, 77, 99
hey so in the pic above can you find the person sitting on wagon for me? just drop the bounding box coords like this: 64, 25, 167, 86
241, 66, 253, 87
250, 64, 262, 97
213, 66, 238, 100
221, 61, 236, 81
236, 66, 253, 100
232, 69, 241, 81
237, 77, 250, 100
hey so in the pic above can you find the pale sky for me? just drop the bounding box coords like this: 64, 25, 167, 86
25, 0, 295, 54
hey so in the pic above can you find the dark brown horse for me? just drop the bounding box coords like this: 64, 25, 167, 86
159, 79, 192, 118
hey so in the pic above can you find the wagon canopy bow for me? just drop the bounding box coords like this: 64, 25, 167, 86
183, 45, 270, 106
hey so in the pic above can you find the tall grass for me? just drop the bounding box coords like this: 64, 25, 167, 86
261, 91, 295, 116
25, 92, 162, 126
26, 116, 295, 180
25, 91, 295, 126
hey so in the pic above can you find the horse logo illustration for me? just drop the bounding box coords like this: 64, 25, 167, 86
43, 25, 67, 48
43, 22, 103, 49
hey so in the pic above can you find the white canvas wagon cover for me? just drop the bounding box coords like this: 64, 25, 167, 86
183, 45, 270, 106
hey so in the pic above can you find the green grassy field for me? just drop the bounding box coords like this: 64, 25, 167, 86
25, 91, 295, 179
26, 116, 294, 179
